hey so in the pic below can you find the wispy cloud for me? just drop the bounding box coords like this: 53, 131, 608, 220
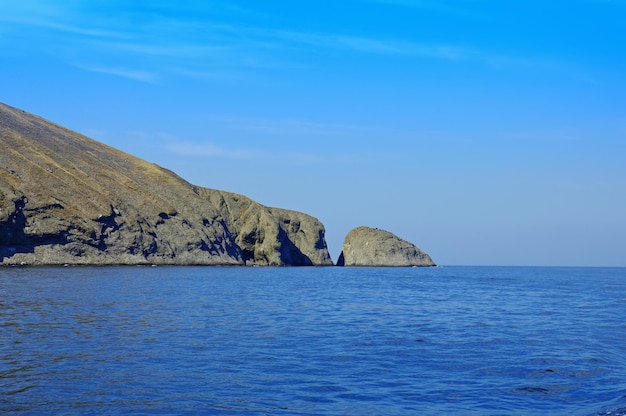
0, 2, 132, 40
499, 129, 580, 143
362, 0, 488, 18
0, 1, 566, 81
202, 115, 379, 137
86, 39, 228, 60
74, 64, 157, 83
259, 28, 474, 60
166, 141, 267, 159
164, 140, 327, 164
1, 16, 129, 39
158, 115, 414, 165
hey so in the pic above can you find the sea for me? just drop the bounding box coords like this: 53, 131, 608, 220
1, 265, 625, 415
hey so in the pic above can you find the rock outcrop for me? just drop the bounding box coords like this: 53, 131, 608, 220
0, 102, 333, 266
337, 226, 435, 267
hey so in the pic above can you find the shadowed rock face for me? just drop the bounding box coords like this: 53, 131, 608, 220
0, 102, 333, 266
337, 226, 435, 267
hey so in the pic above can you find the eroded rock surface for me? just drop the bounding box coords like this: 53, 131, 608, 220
0, 102, 332, 266
337, 226, 435, 267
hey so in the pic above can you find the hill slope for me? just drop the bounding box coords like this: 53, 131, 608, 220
0, 102, 332, 266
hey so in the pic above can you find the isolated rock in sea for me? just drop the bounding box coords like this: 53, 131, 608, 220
337, 226, 435, 267
0, 102, 333, 266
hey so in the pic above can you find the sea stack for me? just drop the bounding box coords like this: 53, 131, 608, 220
0, 102, 333, 266
337, 226, 435, 267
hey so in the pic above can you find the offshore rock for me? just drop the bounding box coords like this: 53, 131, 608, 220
0, 102, 333, 266
337, 226, 435, 267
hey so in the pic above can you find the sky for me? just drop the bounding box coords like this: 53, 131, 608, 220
1, 0, 625, 266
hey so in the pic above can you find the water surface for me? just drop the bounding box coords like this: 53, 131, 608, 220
1, 266, 625, 415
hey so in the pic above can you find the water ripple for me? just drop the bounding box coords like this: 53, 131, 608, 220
1, 266, 626, 415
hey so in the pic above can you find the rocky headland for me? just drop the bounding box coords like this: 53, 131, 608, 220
0, 102, 332, 266
0, 103, 436, 267
337, 226, 435, 267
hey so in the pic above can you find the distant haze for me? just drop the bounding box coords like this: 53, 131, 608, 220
1, 1, 624, 266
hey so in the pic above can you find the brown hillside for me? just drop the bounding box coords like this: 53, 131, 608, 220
0, 102, 332, 266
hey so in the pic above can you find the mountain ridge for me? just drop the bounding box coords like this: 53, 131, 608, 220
0, 102, 333, 266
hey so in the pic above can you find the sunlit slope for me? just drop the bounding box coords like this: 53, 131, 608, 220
0, 102, 332, 265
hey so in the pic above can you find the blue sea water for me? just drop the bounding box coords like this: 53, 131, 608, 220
1, 266, 625, 415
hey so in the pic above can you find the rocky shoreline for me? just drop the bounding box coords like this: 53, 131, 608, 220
1, 102, 434, 267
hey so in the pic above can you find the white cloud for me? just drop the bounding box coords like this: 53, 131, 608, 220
165, 141, 270, 160
0, 3, 505, 65
164, 139, 356, 164
203, 115, 376, 137
74, 64, 158, 82
0, 1, 572, 81
172, 140, 378, 167
361, 0, 488, 18
165, 139, 339, 164
499, 129, 580, 143
263, 29, 471, 60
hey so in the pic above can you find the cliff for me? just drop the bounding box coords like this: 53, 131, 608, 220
0, 102, 332, 266
337, 226, 435, 267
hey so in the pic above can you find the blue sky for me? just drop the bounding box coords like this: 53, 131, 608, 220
2, 0, 625, 266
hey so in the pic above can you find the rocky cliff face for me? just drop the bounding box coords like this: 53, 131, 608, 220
203, 189, 331, 266
337, 226, 435, 267
0, 102, 333, 266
